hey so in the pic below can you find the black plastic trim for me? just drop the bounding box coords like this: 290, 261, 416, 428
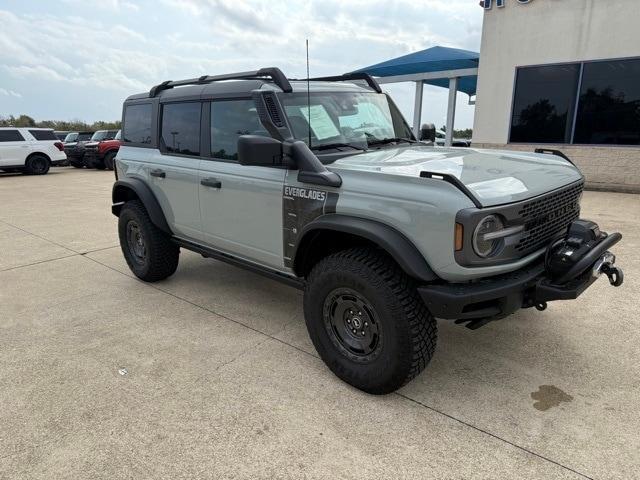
420, 171, 482, 208
173, 238, 304, 289
534, 148, 575, 166
111, 178, 171, 234
294, 214, 438, 282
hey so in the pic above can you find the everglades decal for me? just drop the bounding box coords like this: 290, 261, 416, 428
283, 185, 338, 267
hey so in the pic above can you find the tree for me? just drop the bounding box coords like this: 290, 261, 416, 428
0, 114, 120, 131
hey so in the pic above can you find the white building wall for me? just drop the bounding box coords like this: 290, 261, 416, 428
472, 0, 640, 191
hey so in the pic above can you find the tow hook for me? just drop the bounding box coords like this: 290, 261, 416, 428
593, 251, 624, 287
602, 264, 624, 287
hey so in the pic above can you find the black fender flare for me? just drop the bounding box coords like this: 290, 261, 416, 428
111, 178, 172, 234
294, 214, 438, 282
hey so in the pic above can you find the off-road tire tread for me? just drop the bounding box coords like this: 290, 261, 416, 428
119, 200, 179, 282
305, 247, 437, 394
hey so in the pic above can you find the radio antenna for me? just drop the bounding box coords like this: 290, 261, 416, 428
306, 39, 312, 148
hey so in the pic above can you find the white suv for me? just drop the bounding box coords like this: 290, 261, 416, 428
0, 128, 67, 175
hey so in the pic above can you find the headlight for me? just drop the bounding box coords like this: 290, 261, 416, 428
473, 215, 505, 258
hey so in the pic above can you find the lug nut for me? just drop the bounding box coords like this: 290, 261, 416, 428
347, 319, 351, 324
361, 331, 365, 336
364, 322, 368, 327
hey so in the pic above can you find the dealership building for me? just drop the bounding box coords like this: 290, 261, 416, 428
472, 0, 640, 192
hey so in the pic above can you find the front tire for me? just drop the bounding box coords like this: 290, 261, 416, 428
25, 155, 50, 175
303, 248, 437, 394
118, 200, 179, 282
104, 151, 116, 170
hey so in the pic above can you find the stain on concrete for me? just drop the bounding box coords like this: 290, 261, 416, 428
531, 385, 573, 411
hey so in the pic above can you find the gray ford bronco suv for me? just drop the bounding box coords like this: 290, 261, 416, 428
111, 68, 624, 394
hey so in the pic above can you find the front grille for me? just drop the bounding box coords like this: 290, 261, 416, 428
515, 182, 584, 252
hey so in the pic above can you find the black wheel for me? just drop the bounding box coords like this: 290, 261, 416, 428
118, 200, 179, 282
94, 160, 106, 170
304, 248, 437, 394
104, 151, 116, 170
25, 155, 50, 175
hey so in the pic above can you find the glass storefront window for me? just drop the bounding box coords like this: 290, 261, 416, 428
574, 58, 640, 145
510, 64, 580, 143
509, 58, 640, 146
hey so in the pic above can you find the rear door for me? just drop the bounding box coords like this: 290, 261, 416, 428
146, 101, 203, 241
0, 129, 27, 166
198, 99, 285, 269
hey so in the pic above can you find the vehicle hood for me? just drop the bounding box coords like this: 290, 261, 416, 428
330, 145, 583, 207
84, 141, 100, 147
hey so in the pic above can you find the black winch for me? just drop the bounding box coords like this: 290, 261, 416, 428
544, 219, 623, 287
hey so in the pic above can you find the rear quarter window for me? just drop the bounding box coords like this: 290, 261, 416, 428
29, 130, 58, 141
123, 103, 152, 144
0, 130, 25, 142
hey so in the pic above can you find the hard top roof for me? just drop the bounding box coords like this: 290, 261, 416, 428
124, 68, 381, 103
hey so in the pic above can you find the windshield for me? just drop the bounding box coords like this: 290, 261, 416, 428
64, 133, 78, 142
91, 130, 110, 141
279, 92, 414, 151
78, 132, 93, 141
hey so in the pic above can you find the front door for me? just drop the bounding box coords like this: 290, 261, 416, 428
199, 99, 285, 270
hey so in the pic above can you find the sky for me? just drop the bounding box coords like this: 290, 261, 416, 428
0, 0, 483, 128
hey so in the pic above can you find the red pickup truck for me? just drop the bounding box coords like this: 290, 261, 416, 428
84, 130, 121, 170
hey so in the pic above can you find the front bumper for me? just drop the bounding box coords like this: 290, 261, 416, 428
418, 227, 623, 328
84, 149, 102, 164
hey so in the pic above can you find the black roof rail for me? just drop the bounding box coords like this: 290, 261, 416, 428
297, 72, 382, 93
148, 67, 293, 97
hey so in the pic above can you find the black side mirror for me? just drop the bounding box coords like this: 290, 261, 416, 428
420, 123, 436, 142
237, 135, 283, 166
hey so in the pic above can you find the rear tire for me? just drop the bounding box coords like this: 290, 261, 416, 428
25, 155, 50, 175
303, 247, 437, 394
118, 200, 179, 282
104, 151, 116, 170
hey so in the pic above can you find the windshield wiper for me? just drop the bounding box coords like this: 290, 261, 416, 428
311, 143, 366, 152
368, 137, 416, 146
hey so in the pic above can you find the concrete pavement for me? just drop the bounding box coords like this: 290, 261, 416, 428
1, 168, 638, 479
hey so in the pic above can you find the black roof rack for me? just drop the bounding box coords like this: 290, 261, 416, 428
295, 72, 382, 93
148, 67, 293, 97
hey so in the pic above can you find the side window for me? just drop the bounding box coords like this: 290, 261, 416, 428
29, 130, 57, 141
0, 130, 25, 142
211, 99, 268, 161
161, 102, 201, 156
123, 103, 152, 144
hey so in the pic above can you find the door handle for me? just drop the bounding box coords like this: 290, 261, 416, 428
150, 169, 166, 178
201, 178, 222, 188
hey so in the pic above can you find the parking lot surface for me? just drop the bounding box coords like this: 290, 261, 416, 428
1, 168, 639, 479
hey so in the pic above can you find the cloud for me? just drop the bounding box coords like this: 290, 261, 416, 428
0, 87, 22, 98
0, 1, 482, 125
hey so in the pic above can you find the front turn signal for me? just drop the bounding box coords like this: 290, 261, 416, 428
455, 223, 464, 251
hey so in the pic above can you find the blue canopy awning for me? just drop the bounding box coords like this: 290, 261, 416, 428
352, 46, 479, 96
